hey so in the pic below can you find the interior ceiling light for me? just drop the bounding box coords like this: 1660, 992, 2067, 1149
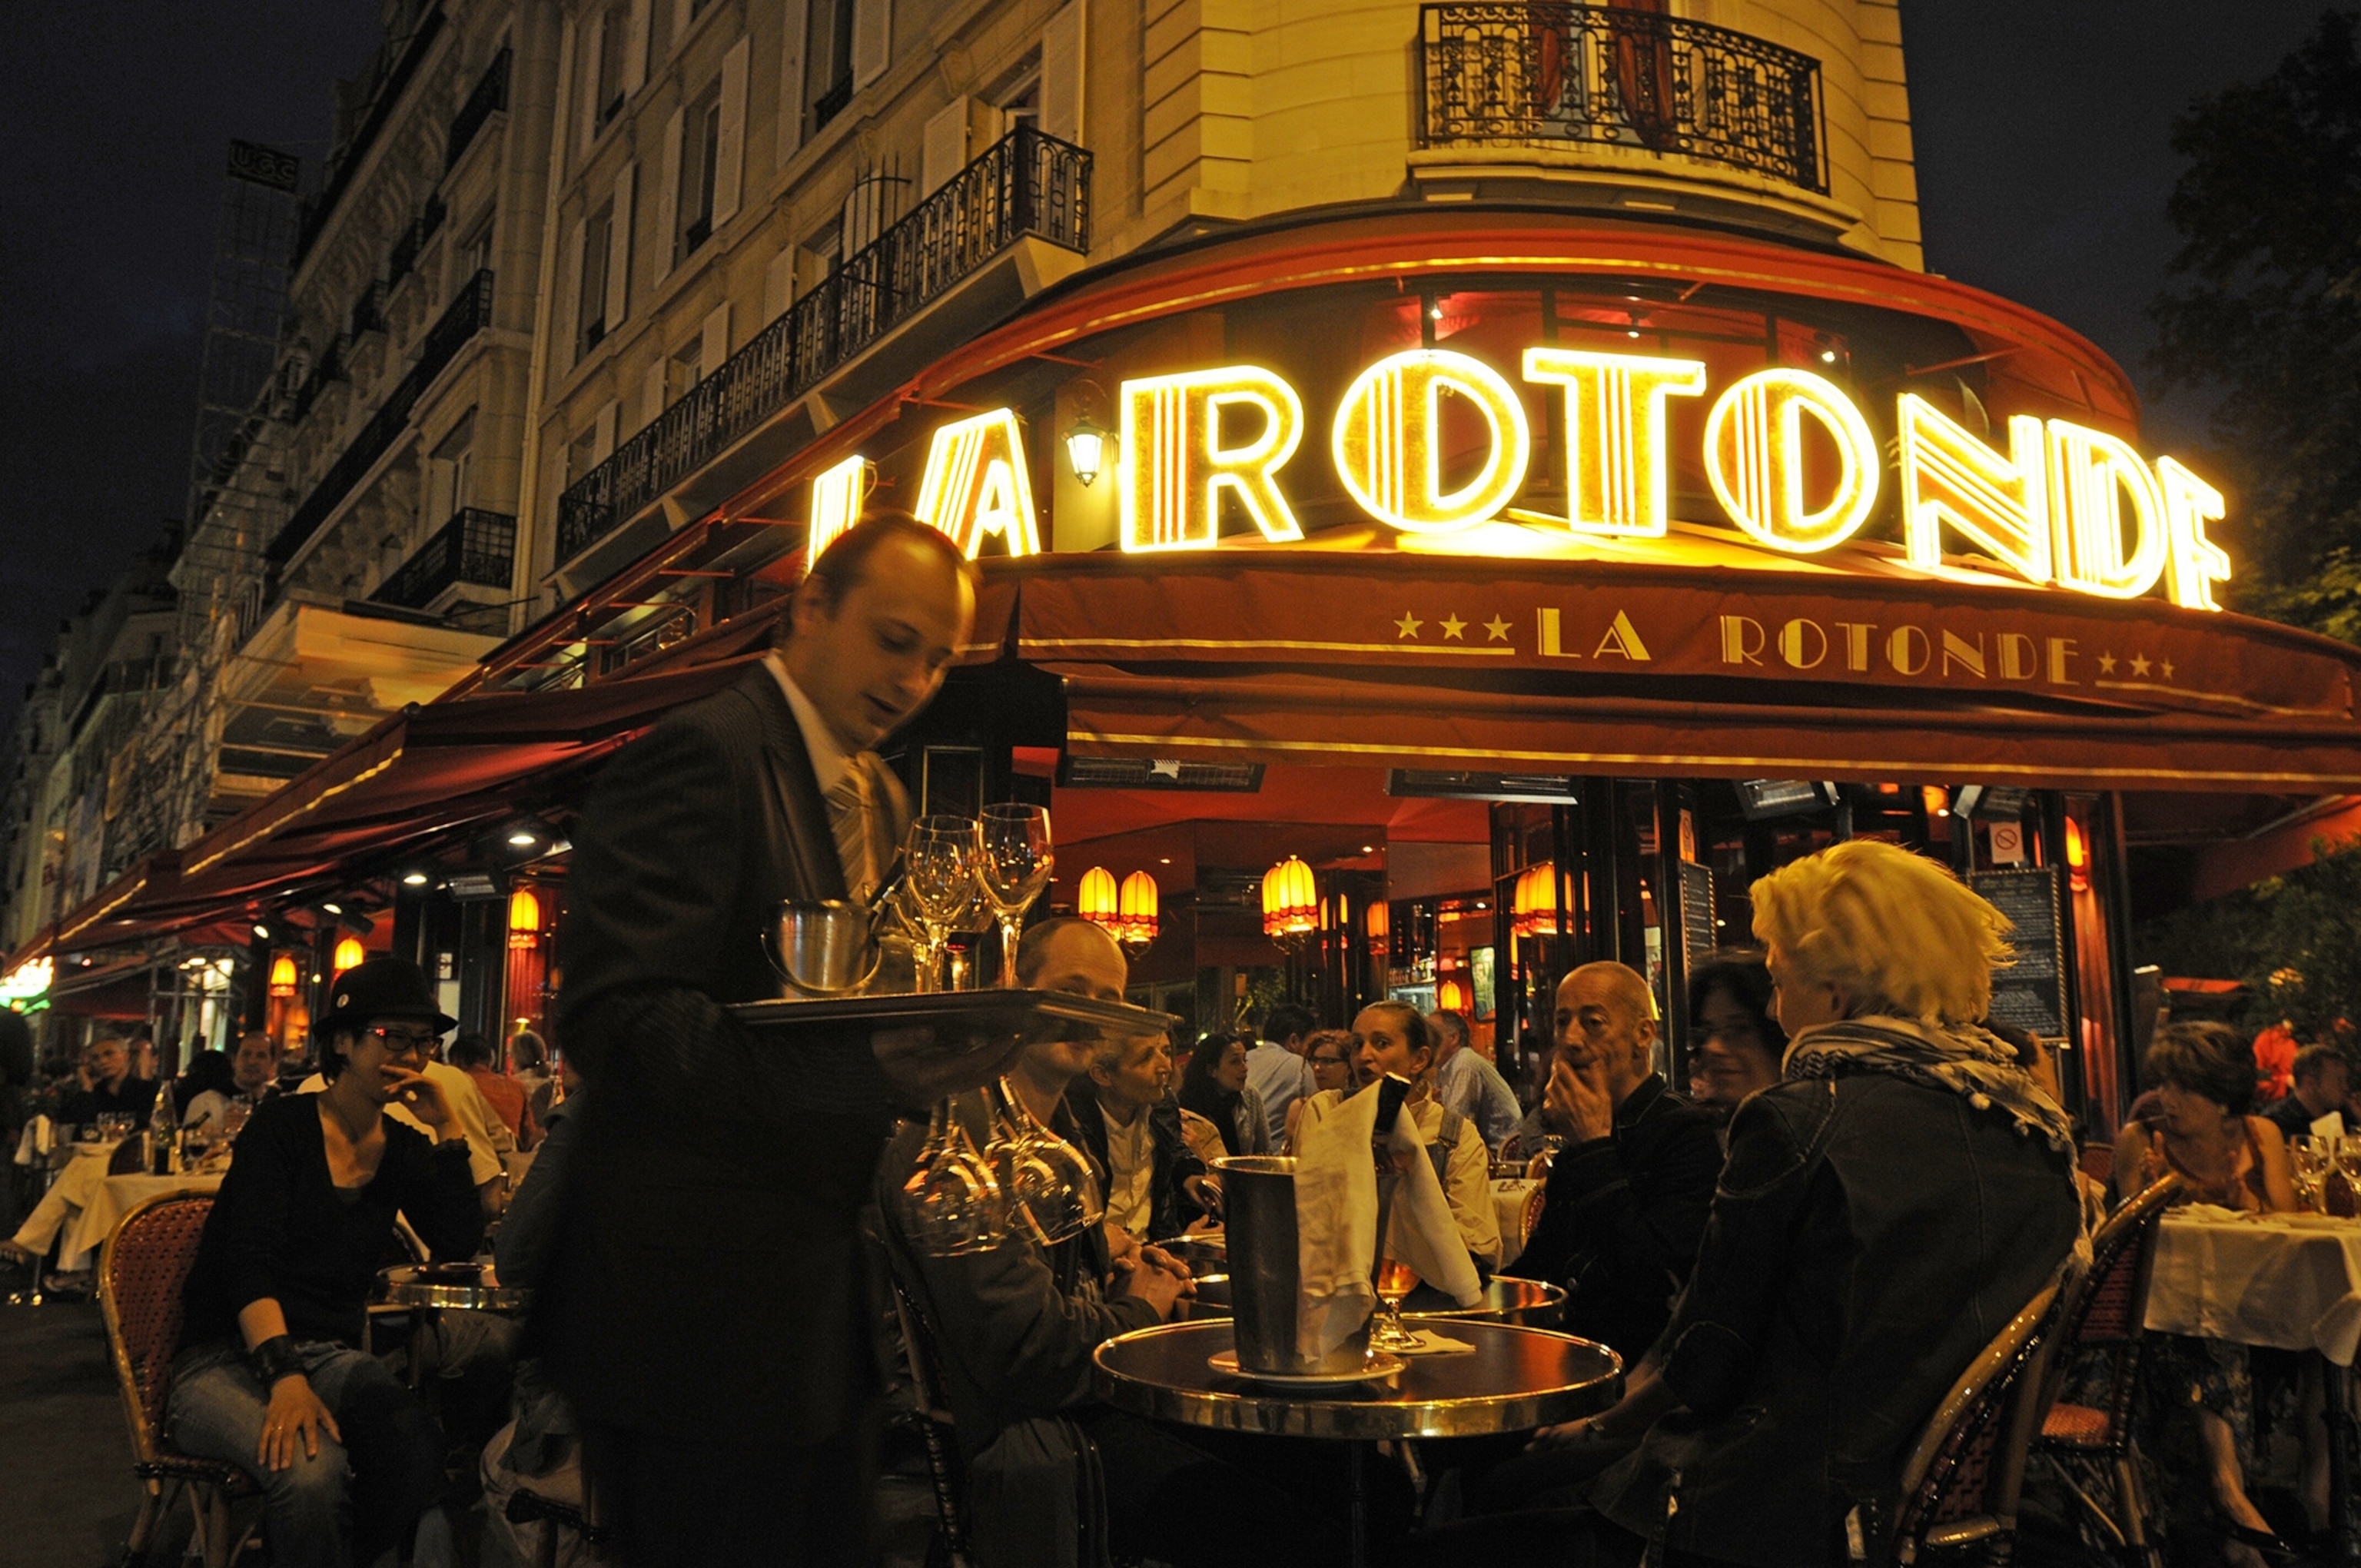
401, 872, 430, 887
320, 902, 342, 915
252, 923, 271, 940
507, 830, 538, 846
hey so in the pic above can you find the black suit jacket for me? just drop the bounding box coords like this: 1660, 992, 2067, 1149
1061, 1086, 1209, 1240
545, 667, 912, 1440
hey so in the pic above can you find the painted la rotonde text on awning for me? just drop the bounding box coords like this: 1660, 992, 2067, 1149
840, 347, 2233, 614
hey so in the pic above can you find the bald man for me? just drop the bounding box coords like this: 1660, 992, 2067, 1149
1504, 962, 1724, 1361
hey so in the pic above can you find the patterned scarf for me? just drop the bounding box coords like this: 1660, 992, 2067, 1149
1783, 1015, 2078, 1155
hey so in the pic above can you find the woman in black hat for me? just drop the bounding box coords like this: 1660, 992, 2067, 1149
167, 958, 486, 1568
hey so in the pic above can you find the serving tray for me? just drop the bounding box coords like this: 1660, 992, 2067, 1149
729, 988, 1178, 1038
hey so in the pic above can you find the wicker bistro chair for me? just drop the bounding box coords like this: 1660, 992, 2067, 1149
95, 1192, 257, 1568
1888, 1275, 2067, 1565
2029, 1173, 2184, 1568
888, 1275, 981, 1568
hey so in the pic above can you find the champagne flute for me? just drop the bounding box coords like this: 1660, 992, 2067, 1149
1369, 1254, 1423, 1352
978, 804, 1054, 988
904, 816, 980, 995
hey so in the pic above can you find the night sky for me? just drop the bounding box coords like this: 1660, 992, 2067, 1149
0, 2, 2337, 728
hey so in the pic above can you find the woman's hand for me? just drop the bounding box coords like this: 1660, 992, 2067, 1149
381, 1065, 457, 1140
257, 1376, 341, 1471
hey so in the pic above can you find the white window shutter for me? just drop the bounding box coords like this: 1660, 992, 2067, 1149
672, 0, 692, 52
640, 357, 668, 430
762, 248, 795, 324
623, 0, 651, 95
605, 164, 636, 327
851, 0, 890, 90
1041, 2, 1084, 146
699, 303, 732, 380
593, 400, 619, 463
712, 37, 749, 224
578, 12, 606, 155
921, 98, 970, 196
778, 0, 809, 164
656, 107, 684, 274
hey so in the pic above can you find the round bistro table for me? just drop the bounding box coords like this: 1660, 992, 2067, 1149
1094, 1318, 1620, 1566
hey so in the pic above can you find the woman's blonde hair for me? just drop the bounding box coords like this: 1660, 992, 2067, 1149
1750, 839, 2014, 1025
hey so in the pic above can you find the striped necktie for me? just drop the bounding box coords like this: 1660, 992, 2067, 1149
825, 754, 877, 901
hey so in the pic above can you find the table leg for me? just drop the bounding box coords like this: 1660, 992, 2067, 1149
2326, 1355, 2359, 1565
1350, 1440, 1368, 1568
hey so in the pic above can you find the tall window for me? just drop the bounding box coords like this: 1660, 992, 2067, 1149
806, 0, 856, 134
595, 0, 630, 128
677, 78, 722, 257
579, 201, 613, 356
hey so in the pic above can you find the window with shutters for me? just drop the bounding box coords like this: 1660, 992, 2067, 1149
990, 61, 1041, 137
579, 201, 613, 355
595, 0, 631, 128
805, 0, 855, 135
566, 423, 601, 486
677, 77, 723, 258
666, 337, 703, 405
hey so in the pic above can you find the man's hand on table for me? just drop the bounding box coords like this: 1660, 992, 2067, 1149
1116, 1245, 1192, 1319
870, 1026, 1031, 1106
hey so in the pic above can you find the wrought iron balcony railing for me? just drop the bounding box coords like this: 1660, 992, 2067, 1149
387, 194, 444, 288
268, 269, 495, 566
288, 336, 349, 425
371, 507, 516, 610
1418, 3, 1825, 194
555, 124, 1091, 565
445, 47, 511, 172
349, 281, 387, 338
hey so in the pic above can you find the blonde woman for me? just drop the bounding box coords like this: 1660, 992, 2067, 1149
1293, 1002, 1499, 1271
1473, 839, 2080, 1567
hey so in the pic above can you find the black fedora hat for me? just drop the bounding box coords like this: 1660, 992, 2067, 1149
318, 956, 456, 1036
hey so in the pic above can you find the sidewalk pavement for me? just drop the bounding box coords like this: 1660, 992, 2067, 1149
1, 1301, 141, 1568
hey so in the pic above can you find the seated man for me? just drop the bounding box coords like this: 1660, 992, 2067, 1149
57, 1031, 159, 1130
2267, 1041, 2351, 1140
1064, 1026, 1213, 1239
450, 1031, 540, 1151
878, 919, 1347, 1568
295, 1031, 507, 1214
1245, 1004, 1318, 1148
1505, 962, 1723, 1364
167, 959, 485, 1568
1431, 1008, 1523, 1151
181, 1031, 281, 1133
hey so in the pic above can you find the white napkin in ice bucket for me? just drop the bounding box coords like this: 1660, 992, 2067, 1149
1293, 1087, 1484, 1360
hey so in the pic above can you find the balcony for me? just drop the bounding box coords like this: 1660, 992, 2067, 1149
268, 269, 495, 568
445, 47, 511, 172
288, 337, 349, 425
349, 281, 388, 338
555, 125, 1092, 566
294, 3, 446, 267
1417, 4, 1825, 194
371, 508, 516, 610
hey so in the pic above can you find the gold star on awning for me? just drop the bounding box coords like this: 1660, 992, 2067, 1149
1394, 612, 1423, 638
1483, 616, 1511, 641
1440, 614, 1466, 639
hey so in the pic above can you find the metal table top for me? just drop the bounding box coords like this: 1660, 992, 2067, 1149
1180, 1274, 1567, 1329
1093, 1319, 1620, 1440
377, 1264, 529, 1314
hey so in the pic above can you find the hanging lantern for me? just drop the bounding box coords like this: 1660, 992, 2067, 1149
268, 955, 298, 998
1365, 899, 1390, 957
1116, 871, 1159, 955
1436, 977, 1468, 1013
1064, 417, 1107, 487
1512, 862, 1566, 939
1262, 857, 1318, 952
508, 886, 543, 949
2063, 816, 2089, 892
1078, 866, 1121, 933
332, 936, 367, 974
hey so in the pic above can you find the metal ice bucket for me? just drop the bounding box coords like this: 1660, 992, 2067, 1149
771, 900, 882, 996
1211, 1155, 1372, 1376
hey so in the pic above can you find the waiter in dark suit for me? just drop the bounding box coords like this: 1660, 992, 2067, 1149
549, 512, 1001, 1566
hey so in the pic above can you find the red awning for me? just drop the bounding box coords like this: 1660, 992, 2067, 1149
35, 654, 762, 958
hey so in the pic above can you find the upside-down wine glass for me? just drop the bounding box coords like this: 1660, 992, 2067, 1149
978, 804, 1054, 989
984, 1075, 1104, 1245
903, 816, 980, 995
898, 1098, 1011, 1257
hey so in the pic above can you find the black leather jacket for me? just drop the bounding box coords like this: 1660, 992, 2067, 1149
1061, 1087, 1207, 1240
1592, 1068, 2080, 1566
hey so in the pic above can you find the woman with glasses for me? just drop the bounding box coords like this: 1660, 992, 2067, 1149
168, 958, 486, 1568
1283, 1030, 1360, 1151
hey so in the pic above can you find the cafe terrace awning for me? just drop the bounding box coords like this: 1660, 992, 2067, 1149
1011, 540, 2361, 796
25, 653, 764, 962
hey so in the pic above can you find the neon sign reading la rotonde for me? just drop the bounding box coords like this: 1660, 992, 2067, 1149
829, 345, 2233, 613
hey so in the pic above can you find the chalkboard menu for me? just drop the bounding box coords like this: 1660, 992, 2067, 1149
1970, 867, 2067, 1038
1679, 860, 1717, 968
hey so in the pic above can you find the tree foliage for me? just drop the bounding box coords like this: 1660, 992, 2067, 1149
2150, 11, 2361, 634
2137, 836, 2361, 1038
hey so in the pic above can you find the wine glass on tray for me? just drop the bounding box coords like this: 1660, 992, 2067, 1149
903, 816, 980, 995
978, 804, 1054, 989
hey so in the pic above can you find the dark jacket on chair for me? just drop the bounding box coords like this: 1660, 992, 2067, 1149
1061, 1087, 1208, 1240
1590, 1068, 2080, 1566
1504, 1073, 1723, 1361
543, 666, 911, 1443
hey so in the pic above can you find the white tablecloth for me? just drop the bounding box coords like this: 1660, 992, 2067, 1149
1491, 1178, 1540, 1270
35, 1144, 225, 1273
2145, 1211, 2361, 1366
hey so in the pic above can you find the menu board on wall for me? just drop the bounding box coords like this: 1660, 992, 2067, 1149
1679, 860, 1717, 967
1970, 866, 2067, 1039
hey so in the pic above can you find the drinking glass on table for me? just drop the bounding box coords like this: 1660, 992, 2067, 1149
2291, 1138, 2327, 1212
1369, 1254, 1423, 1353
978, 804, 1054, 989
904, 816, 980, 995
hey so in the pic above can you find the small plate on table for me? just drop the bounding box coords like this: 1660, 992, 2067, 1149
1207, 1349, 1406, 1387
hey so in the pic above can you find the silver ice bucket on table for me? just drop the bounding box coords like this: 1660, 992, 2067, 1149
1211, 1155, 1373, 1376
